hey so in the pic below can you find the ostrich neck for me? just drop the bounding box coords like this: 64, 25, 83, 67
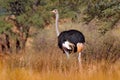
55, 13, 60, 36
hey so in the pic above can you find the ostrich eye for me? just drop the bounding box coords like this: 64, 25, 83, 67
54, 9, 58, 13
54, 10, 57, 12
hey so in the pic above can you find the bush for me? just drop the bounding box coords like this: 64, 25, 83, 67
0, 16, 12, 33
83, 30, 120, 63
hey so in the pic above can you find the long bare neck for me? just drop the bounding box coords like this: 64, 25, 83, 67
55, 12, 60, 36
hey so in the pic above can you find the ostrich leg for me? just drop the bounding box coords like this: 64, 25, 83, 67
78, 52, 82, 64
64, 49, 70, 59
77, 43, 84, 67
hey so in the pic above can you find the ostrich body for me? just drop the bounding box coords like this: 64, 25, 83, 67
52, 9, 85, 64
58, 30, 85, 53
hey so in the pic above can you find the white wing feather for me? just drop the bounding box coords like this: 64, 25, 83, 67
62, 41, 72, 49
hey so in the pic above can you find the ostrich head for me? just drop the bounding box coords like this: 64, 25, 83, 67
51, 9, 58, 14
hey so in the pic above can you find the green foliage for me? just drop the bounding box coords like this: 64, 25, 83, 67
0, 16, 12, 33
1, 0, 81, 28
0, 0, 119, 31
83, 0, 120, 33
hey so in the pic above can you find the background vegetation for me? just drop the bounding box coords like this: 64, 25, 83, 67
0, 0, 120, 29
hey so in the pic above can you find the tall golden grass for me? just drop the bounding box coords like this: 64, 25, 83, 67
0, 22, 120, 80
0, 52, 120, 80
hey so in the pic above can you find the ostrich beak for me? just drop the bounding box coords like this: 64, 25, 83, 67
51, 10, 55, 13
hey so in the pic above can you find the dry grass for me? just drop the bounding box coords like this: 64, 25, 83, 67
0, 52, 120, 80
0, 22, 120, 80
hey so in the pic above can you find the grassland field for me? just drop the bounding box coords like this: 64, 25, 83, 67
0, 21, 120, 80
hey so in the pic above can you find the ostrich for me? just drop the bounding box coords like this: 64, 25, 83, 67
51, 9, 85, 64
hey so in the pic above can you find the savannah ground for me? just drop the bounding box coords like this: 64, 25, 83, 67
0, 21, 120, 80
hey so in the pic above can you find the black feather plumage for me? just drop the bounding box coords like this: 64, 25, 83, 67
58, 29, 85, 53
